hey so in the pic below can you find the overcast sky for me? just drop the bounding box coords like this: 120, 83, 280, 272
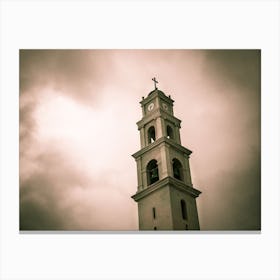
19, 49, 260, 230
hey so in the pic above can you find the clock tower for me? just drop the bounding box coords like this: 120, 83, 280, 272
132, 80, 202, 230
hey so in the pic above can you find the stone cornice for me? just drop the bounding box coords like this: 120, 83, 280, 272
136, 108, 181, 130
136, 108, 161, 128
131, 176, 201, 202
132, 137, 192, 159
169, 177, 201, 198
161, 110, 181, 127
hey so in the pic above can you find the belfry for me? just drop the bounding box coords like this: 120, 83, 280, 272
132, 79, 202, 230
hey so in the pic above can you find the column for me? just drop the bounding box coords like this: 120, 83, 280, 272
136, 157, 143, 191
184, 155, 192, 186
156, 117, 164, 139
140, 127, 145, 148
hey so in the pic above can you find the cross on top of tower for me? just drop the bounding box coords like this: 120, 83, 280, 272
152, 77, 158, 90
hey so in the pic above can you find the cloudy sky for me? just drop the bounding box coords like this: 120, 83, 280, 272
19, 49, 260, 230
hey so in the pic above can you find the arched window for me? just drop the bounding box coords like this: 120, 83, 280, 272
181, 199, 187, 220
172, 158, 183, 181
148, 126, 156, 144
147, 159, 159, 185
166, 125, 174, 139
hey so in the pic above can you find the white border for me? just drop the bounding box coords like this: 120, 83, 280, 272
1, 1, 279, 279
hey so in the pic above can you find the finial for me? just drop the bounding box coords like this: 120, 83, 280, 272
152, 77, 158, 90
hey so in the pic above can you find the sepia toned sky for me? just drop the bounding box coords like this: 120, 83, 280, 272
19, 49, 260, 230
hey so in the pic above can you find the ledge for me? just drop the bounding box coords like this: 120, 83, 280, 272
131, 176, 201, 202
136, 108, 181, 130
132, 137, 192, 159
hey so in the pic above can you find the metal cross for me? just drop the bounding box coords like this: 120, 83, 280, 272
152, 77, 158, 90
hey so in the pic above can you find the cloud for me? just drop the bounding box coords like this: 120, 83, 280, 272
20, 146, 88, 230
20, 145, 137, 230
202, 50, 261, 94
20, 50, 115, 105
176, 50, 261, 230
198, 146, 261, 230
19, 79, 138, 230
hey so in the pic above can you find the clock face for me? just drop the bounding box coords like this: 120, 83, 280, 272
148, 102, 154, 111
162, 103, 168, 111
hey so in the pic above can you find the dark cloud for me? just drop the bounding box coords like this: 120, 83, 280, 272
20, 149, 88, 230
19, 93, 38, 155
200, 149, 261, 230
20, 143, 137, 231
184, 50, 261, 230
202, 49, 261, 95
20, 179, 65, 230
20, 50, 111, 104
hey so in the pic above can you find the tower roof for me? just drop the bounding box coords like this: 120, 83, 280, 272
148, 88, 166, 96
140, 87, 174, 107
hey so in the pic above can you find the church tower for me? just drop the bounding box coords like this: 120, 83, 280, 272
132, 79, 202, 230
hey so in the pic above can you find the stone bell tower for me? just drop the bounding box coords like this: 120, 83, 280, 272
131, 78, 201, 230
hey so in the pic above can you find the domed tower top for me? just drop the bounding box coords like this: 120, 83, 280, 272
148, 77, 168, 97
148, 88, 167, 96
139, 77, 175, 118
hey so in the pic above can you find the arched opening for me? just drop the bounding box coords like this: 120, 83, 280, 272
147, 159, 159, 185
181, 199, 187, 220
166, 125, 174, 139
154, 226, 157, 230
148, 126, 156, 144
172, 158, 183, 181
